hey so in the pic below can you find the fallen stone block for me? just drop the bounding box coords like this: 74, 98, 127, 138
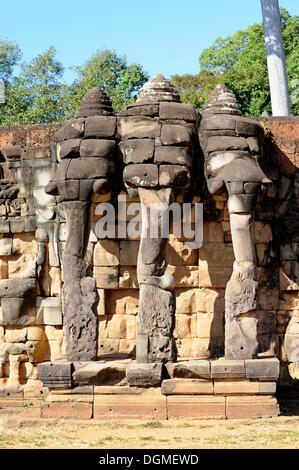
165, 360, 210, 379
73, 361, 127, 386
126, 363, 162, 387
245, 358, 280, 380
211, 359, 246, 378
38, 362, 73, 389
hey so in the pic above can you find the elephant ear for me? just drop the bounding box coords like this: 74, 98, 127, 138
207, 179, 225, 195
45, 180, 58, 196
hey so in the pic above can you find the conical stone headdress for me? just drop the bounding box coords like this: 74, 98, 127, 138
201, 83, 242, 116
136, 74, 181, 103
76, 87, 113, 117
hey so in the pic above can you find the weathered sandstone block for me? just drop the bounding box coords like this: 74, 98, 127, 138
126, 363, 162, 387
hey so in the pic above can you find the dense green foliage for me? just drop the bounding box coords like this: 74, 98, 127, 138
172, 8, 298, 116
0, 46, 149, 125
65, 49, 149, 116
171, 71, 221, 110
0, 46, 69, 125
0, 8, 297, 123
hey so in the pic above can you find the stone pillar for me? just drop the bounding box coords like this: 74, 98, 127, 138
199, 84, 272, 360
45, 88, 117, 361
8, 354, 22, 388
260, 0, 291, 116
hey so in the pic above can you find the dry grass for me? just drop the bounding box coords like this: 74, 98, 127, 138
0, 411, 298, 449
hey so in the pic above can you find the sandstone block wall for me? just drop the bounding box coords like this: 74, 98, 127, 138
0, 118, 298, 390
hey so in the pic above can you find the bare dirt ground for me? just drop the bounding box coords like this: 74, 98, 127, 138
0, 406, 299, 449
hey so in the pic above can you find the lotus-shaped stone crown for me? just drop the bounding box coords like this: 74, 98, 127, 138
76, 87, 113, 117
202, 83, 242, 116
136, 74, 181, 103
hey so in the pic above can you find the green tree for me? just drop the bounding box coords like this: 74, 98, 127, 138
0, 40, 22, 85
66, 49, 149, 115
0, 46, 149, 125
171, 71, 221, 109
199, 8, 299, 116
0, 46, 68, 125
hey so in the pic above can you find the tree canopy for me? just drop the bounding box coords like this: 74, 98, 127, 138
0, 45, 149, 125
172, 8, 298, 116
65, 49, 149, 116
0, 8, 298, 124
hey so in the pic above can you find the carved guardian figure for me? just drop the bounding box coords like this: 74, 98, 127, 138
199, 84, 272, 359
45, 88, 117, 361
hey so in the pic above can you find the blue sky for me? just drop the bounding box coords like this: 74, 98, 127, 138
1, 0, 297, 83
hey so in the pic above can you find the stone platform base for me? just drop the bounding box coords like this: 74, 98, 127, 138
37, 356, 281, 420
0, 387, 47, 414
41, 392, 279, 420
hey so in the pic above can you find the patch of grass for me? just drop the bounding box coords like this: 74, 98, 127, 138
140, 436, 155, 441
89, 440, 107, 447
199, 424, 212, 429
94, 422, 120, 429
139, 422, 163, 429
267, 430, 299, 441
23, 402, 33, 410
241, 420, 255, 426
